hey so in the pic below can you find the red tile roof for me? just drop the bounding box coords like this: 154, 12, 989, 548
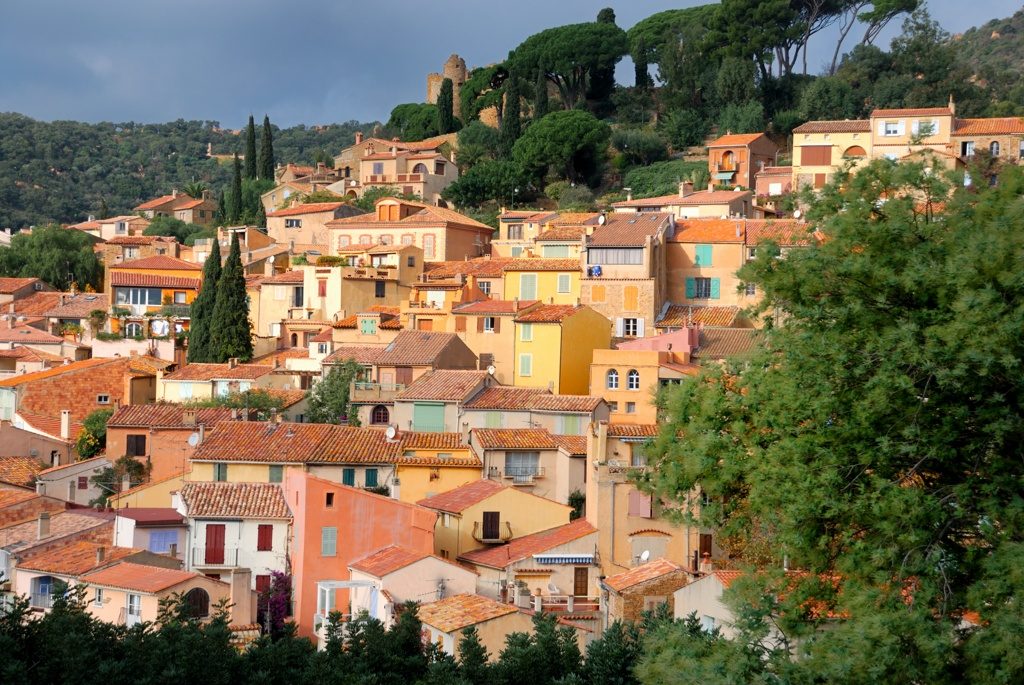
395, 370, 490, 401
463, 386, 549, 410
349, 545, 431, 577
553, 435, 587, 455
713, 569, 743, 588
0, 325, 65, 344
872, 107, 951, 118
259, 270, 305, 284
745, 220, 815, 247
41, 293, 110, 319
606, 424, 659, 437
453, 299, 539, 315
0, 278, 41, 294
514, 304, 583, 323
792, 120, 870, 134
327, 203, 492, 231
536, 225, 588, 241
375, 331, 467, 366
83, 561, 219, 593
458, 520, 596, 569
587, 213, 669, 246
473, 428, 558, 450
113, 255, 202, 271
502, 259, 580, 272
134, 194, 180, 211
107, 405, 235, 428
708, 133, 768, 147
613, 190, 750, 208
0, 489, 37, 507
953, 117, 1024, 135
109, 272, 201, 289
694, 328, 760, 360
424, 259, 510, 279
162, 363, 273, 381
416, 479, 505, 513
655, 305, 740, 328
0, 357, 117, 388
672, 218, 746, 243
604, 557, 685, 592
323, 346, 385, 364
417, 593, 518, 632
113, 508, 184, 525
104, 236, 165, 246
17, 541, 143, 576
0, 456, 46, 487
267, 202, 347, 217
0, 510, 113, 551
178, 482, 291, 519
527, 394, 603, 413
17, 411, 83, 442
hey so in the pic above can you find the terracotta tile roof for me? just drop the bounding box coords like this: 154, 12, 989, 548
514, 304, 583, 323
417, 593, 518, 632
0, 510, 113, 551
708, 133, 768, 147
114, 508, 184, 525
252, 347, 310, 365
0, 489, 37, 507
527, 394, 603, 413
107, 405, 235, 428
458, 519, 596, 569
694, 328, 760, 360
179, 482, 291, 519
398, 431, 470, 451
550, 212, 599, 226
792, 119, 870, 134
395, 370, 489, 401
552, 435, 587, 455
502, 259, 580, 272
100, 215, 147, 224
259, 270, 305, 284
416, 479, 505, 513
872, 107, 951, 118
173, 198, 207, 210
0, 278, 42, 294
311, 327, 333, 343
757, 166, 792, 176
713, 569, 743, 588
473, 428, 558, 450
68, 220, 102, 231
267, 202, 347, 217
453, 299, 539, 315
17, 411, 83, 442
108, 272, 201, 289
83, 562, 218, 593
134, 194, 180, 211
263, 388, 308, 409
424, 258, 510, 279
17, 541, 142, 576
745, 220, 815, 247
0, 357, 116, 388
375, 331, 466, 366
327, 204, 492, 231
113, 255, 202, 271
613, 190, 750, 208
656, 305, 740, 328
953, 117, 1024, 135
162, 363, 273, 381
190, 422, 396, 464
604, 557, 685, 592
536, 225, 588, 241
349, 545, 431, 577
0, 325, 65, 344
672, 218, 746, 243
0, 456, 46, 487
36, 455, 107, 476
606, 424, 659, 437
588, 214, 670, 246
464, 386, 549, 410
104, 236, 168, 246
323, 346, 385, 365
41, 293, 109, 319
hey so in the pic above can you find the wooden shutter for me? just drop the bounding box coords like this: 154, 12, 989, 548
623, 286, 638, 311
493, 317, 500, 333
476, 317, 484, 333
614, 317, 624, 337
574, 567, 589, 597
455, 316, 466, 332
482, 511, 500, 540
710, 279, 721, 299
205, 524, 225, 564
636, 318, 645, 337
257, 524, 273, 551
685, 278, 696, 299
255, 574, 272, 595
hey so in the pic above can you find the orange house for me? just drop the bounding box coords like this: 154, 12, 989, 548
108, 256, 202, 336
707, 133, 779, 190
284, 470, 436, 638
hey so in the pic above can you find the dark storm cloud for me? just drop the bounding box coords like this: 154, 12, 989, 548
0, 0, 1017, 128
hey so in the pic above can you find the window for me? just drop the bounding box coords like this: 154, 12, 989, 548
606, 369, 619, 390
407, 255, 415, 267
127, 593, 142, 617
401, 234, 414, 246
321, 527, 337, 556
609, 401, 619, 412
505, 452, 540, 482
379, 234, 393, 245
627, 369, 640, 390
623, 318, 639, 337
485, 411, 503, 428
586, 247, 642, 265
371, 405, 390, 425
990, 141, 1001, 156
413, 403, 445, 432
124, 322, 143, 337
543, 244, 570, 258
631, 443, 647, 468
441, 513, 452, 528
173, 291, 187, 304
148, 529, 177, 554
213, 463, 228, 481
478, 280, 491, 295
318, 343, 329, 355
962, 141, 975, 157
686, 277, 720, 300
94, 588, 104, 607
126, 434, 146, 456
342, 468, 355, 486
557, 274, 571, 293
519, 274, 537, 300
626, 402, 636, 413
365, 468, 378, 488
700, 615, 716, 632
97, 394, 110, 404
285, 218, 302, 228
256, 575, 272, 595
423, 234, 435, 259
338, 235, 351, 249
483, 316, 495, 333
374, 280, 386, 298
257, 524, 273, 551
317, 280, 327, 297
360, 234, 372, 245
745, 282, 757, 296
372, 162, 384, 175
883, 121, 900, 136
77, 476, 88, 490
507, 224, 524, 240
694, 244, 713, 266
510, 247, 523, 257
559, 414, 582, 435
115, 287, 162, 306
326, 491, 336, 507
360, 317, 378, 335
519, 323, 532, 341
268, 465, 283, 483
434, 161, 445, 175
179, 382, 194, 400
124, 246, 139, 260
519, 353, 533, 377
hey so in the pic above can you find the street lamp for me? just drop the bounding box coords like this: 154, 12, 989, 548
512, 186, 519, 210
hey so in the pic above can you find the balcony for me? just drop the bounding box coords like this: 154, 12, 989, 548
341, 266, 398, 281
517, 594, 600, 614
364, 175, 394, 184
471, 520, 513, 544
396, 174, 423, 183
502, 466, 545, 485
351, 381, 405, 403
191, 546, 239, 567
30, 592, 53, 609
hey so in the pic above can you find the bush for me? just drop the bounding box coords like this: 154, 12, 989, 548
717, 101, 766, 135
659, 110, 710, 149
610, 129, 668, 166
557, 185, 595, 210
771, 109, 806, 137
623, 159, 708, 198
544, 180, 572, 203
610, 87, 656, 126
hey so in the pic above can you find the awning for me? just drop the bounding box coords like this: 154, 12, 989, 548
714, 171, 736, 180
533, 553, 595, 565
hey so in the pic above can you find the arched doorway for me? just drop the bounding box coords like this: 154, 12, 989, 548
184, 588, 210, 619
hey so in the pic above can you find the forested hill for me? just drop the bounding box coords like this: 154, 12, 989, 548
955, 9, 1024, 104
0, 114, 377, 229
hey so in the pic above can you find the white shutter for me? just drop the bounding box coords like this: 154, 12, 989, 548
615, 317, 624, 337
896, 120, 906, 136
636, 318, 645, 337
911, 120, 920, 135
877, 122, 887, 136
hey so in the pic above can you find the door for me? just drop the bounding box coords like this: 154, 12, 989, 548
396, 367, 412, 386
573, 567, 589, 597
482, 511, 500, 540
205, 523, 226, 564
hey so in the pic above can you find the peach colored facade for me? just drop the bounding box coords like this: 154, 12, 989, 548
707, 133, 779, 190
589, 347, 696, 424
82, 573, 231, 625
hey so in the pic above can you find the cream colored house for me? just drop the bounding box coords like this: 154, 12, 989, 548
417, 593, 536, 660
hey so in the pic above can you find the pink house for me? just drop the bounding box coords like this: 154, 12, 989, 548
284, 471, 436, 638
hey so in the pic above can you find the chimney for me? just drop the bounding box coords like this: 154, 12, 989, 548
172, 189, 178, 198
36, 481, 46, 495
678, 181, 693, 197
168, 542, 178, 560
513, 297, 519, 312
96, 546, 106, 565
59, 294, 66, 306
461, 421, 471, 446
60, 409, 72, 441
183, 409, 197, 426
229, 568, 254, 624
228, 357, 239, 369
355, 131, 363, 144
708, 181, 715, 193
37, 512, 51, 540
391, 146, 397, 157
121, 475, 131, 491
948, 93, 955, 116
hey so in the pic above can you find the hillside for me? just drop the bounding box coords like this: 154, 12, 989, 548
0, 115, 377, 229
955, 9, 1024, 102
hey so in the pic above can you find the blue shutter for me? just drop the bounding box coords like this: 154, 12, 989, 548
342, 468, 355, 486
365, 468, 378, 487
695, 245, 712, 266
685, 278, 696, 299
710, 278, 721, 299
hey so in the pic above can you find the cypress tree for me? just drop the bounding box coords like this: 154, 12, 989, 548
215, 188, 226, 224
534, 69, 549, 120
244, 115, 257, 180
209, 232, 253, 362
634, 39, 652, 90
228, 153, 242, 223
259, 115, 275, 180
437, 78, 455, 134
188, 239, 221, 362
499, 75, 522, 158
255, 200, 267, 228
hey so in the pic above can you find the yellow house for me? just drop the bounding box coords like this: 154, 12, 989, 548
108, 255, 202, 336
502, 259, 581, 305
791, 120, 871, 189
109, 471, 190, 509
157, 361, 281, 403
513, 304, 611, 394
417, 478, 572, 560
589, 347, 698, 424
450, 299, 538, 385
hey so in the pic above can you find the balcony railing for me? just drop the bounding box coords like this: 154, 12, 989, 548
502, 466, 545, 485
471, 520, 513, 544
351, 382, 405, 402
30, 592, 53, 609
191, 546, 239, 567
396, 174, 423, 183
515, 594, 600, 614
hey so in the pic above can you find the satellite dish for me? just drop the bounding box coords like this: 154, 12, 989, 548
187, 432, 200, 447
268, 255, 275, 264
597, 213, 607, 225
793, 209, 802, 219
639, 550, 651, 563
385, 425, 397, 441
486, 365, 496, 376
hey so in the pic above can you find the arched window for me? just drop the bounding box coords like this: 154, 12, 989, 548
720, 150, 735, 170
125, 322, 143, 338
379, 234, 393, 245
359, 234, 372, 245
371, 405, 390, 425
338, 235, 351, 248
412, 163, 428, 175
990, 141, 1001, 156
290, 333, 298, 347
606, 369, 619, 390
183, 588, 210, 619
627, 369, 640, 390
843, 145, 866, 158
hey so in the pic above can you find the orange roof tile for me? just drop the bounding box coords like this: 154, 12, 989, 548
106, 405, 235, 429
708, 133, 768, 147
463, 386, 549, 410
375, 331, 467, 366
792, 119, 870, 134
323, 346, 385, 365
134, 194, 180, 211
612, 190, 750, 208
0, 456, 46, 487
655, 305, 740, 328
604, 557, 685, 592
113, 255, 202, 271
41, 293, 109, 319
162, 363, 273, 381
672, 219, 746, 243
9, 291, 64, 318
0, 510, 113, 551
0, 277, 42, 294
424, 258, 511, 279
395, 370, 489, 401
17, 412, 84, 442
259, 270, 305, 284
17, 541, 142, 576
458, 520, 596, 569
553, 435, 587, 455
108, 272, 201, 289
266, 202, 347, 217
953, 117, 1024, 135
694, 328, 760, 360
349, 545, 431, 577
473, 428, 558, 450
527, 394, 603, 413
713, 569, 743, 588
453, 299, 539, 315
179, 482, 291, 519
263, 388, 308, 409
587, 213, 671, 246
536, 225, 588, 241
745, 220, 815, 247
417, 593, 518, 632
0, 489, 37, 507
606, 424, 659, 437
514, 304, 583, 323
502, 259, 580, 272
417, 479, 505, 513
872, 107, 952, 118
83, 561, 219, 593
0, 357, 118, 388
0, 325, 65, 344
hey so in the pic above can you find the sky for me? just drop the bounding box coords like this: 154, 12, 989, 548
0, 1, 1019, 128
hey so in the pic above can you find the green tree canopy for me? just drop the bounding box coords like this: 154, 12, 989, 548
227, 153, 242, 223
75, 408, 114, 459
387, 103, 443, 142
209, 232, 252, 362
798, 76, 861, 121
143, 215, 207, 243
259, 115, 275, 181
442, 160, 529, 209
244, 115, 257, 180
511, 110, 610, 186
436, 78, 456, 135
307, 360, 362, 425
456, 121, 500, 171
460, 64, 508, 125
187, 238, 220, 362
0, 224, 102, 290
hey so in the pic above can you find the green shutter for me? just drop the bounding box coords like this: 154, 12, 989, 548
695, 244, 712, 266
685, 278, 696, 299
268, 465, 283, 483
342, 468, 355, 486
413, 403, 446, 432
486, 411, 503, 428
561, 415, 581, 435
710, 278, 721, 299
365, 468, 378, 487
519, 354, 532, 377
520, 274, 537, 300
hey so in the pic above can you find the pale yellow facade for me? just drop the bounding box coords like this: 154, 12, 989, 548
513, 307, 611, 395
110, 472, 188, 509
503, 268, 581, 305
83, 575, 231, 626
